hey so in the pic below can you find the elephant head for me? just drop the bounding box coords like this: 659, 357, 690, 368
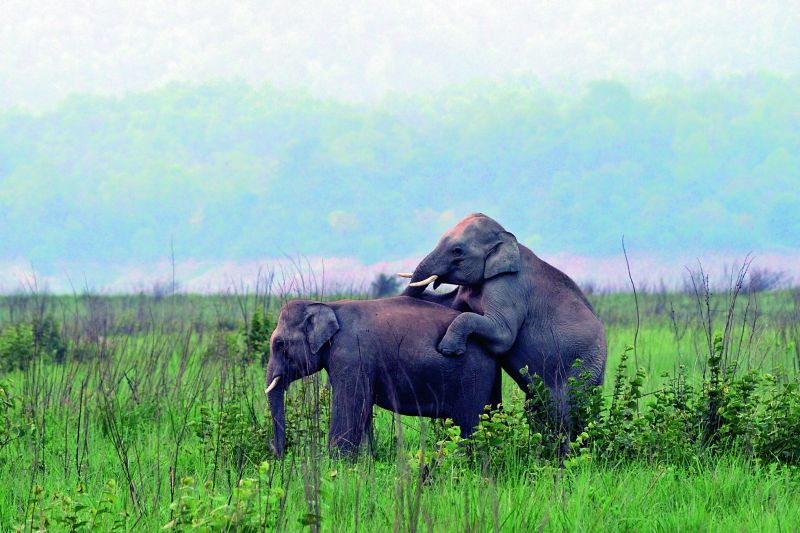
265, 300, 339, 457
400, 213, 520, 293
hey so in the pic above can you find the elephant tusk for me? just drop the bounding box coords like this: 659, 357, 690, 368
408, 274, 438, 287
396, 272, 413, 278
265, 376, 282, 394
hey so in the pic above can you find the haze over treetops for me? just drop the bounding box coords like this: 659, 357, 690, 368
1, 76, 798, 290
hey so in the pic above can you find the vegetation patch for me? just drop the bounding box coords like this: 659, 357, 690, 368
1, 284, 799, 530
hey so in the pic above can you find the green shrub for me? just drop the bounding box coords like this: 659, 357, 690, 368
0, 379, 34, 454
471, 400, 539, 470
586, 347, 649, 461
16, 480, 128, 532
32, 315, 67, 363
245, 306, 274, 366
0, 324, 34, 372
423, 335, 800, 472
756, 380, 800, 464
0, 316, 67, 372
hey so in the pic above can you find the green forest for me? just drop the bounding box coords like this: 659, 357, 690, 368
1, 75, 798, 276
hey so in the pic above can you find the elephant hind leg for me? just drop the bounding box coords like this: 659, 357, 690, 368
452, 395, 489, 440
453, 411, 482, 440
552, 362, 602, 446
489, 367, 503, 411
363, 410, 375, 456
551, 382, 573, 437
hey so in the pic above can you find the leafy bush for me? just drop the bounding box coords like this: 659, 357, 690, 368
0, 324, 33, 372
0, 379, 34, 454
16, 480, 128, 532
471, 401, 539, 470
0, 316, 67, 372
576, 334, 800, 466
245, 306, 274, 366
426, 334, 800, 472
586, 347, 649, 461
204, 306, 275, 365
32, 315, 67, 363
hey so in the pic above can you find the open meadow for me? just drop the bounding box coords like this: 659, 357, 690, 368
1, 273, 799, 532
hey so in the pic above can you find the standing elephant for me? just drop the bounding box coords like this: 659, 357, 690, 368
265, 296, 500, 457
399, 213, 606, 432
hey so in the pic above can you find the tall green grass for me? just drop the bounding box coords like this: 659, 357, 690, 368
1, 283, 798, 531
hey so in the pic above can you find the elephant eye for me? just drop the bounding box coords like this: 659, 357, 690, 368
452, 246, 463, 256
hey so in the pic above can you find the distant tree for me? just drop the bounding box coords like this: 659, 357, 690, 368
245, 306, 274, 366
580, 280, 599, 296
371, 273, 400, 298
2, 76, 799, 273
746, 267, 791, 293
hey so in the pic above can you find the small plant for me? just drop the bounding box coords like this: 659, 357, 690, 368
567, 359, 604, 438
756, 379, 800, 464
472, 401, 534, 470
199, 375, 272, 480
164, 462, 285, 531
0, 378, 33, 454
702, 333, 725, 445
641, 365, 698, 463
521, 367, 561, 455
0, 323, 34, 372
434, 418, 468, 466
17, 480, 128, 532
587, 347, 648, 461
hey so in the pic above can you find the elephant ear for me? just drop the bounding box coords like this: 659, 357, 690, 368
305, 303, 340, 354
484, 231, 521, 279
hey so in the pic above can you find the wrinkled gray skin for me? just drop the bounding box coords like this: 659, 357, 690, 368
266, 296, 500, 458
403, 213, 607, 431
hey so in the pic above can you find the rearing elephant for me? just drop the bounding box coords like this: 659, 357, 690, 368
399, 213, 606, 431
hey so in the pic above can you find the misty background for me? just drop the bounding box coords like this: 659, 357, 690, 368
1, 1, 798, 292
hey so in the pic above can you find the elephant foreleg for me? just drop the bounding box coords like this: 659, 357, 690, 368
438, 312, 517, 356
328, 376, 373, 458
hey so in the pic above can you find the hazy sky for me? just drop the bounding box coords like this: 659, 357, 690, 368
2, 1, 799, 292
2, 1, 799, 109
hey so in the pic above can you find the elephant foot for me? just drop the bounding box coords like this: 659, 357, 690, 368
438, 334, 466, 357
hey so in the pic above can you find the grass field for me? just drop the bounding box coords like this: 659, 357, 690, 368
1, 282, 799, 531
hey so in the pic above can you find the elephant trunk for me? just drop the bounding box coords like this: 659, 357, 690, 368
266, 359, 287, 457
402, 252, 439, 296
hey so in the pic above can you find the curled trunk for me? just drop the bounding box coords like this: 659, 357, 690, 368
402, 252, 436, 296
